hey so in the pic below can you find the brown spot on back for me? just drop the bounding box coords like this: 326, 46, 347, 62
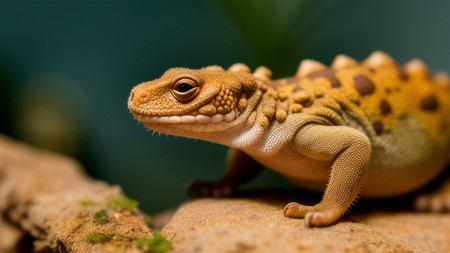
380, 100, 392, 115
372, 121, 383, 135
308, 69, 341, 88
293, 86, 303, 93
354, 75, 375, 96
420, 94, 439, 111
397, 65, 409, 81
285, 76, 299, 84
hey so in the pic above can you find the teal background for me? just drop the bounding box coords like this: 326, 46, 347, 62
1, 0, 449, 215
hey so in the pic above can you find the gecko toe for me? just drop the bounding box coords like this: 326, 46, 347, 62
414, 195, 429, 211
305, 212, 323, 227
283, 202, 309, 218
304, 211, 340, 227
284, 202, 341, 227
414, 194, 450, 212
430, 197, 445, 212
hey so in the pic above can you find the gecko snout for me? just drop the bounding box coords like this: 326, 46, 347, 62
129, 88, 151, 105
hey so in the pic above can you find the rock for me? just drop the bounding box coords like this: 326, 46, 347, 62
0, 217, 23, 253
0, 135, 154, 253
160, 191, 450, 253
153, 208, 178, 231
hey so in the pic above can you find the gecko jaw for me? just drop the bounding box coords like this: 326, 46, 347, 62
133, 110, 236, 124
133, 110, 237, 133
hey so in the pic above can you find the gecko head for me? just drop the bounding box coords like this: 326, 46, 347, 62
128, 65, 259, 136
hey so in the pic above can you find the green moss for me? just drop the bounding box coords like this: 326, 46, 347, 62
114, 233, 127, 241
136, 233, 172, 253
92, 209, 108, 225
79, 199, 95, 207
86, 231, 113, 244
108, 196, 139, 211
144, 214, 153, 228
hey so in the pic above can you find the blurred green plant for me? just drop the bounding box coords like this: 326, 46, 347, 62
13, 75, 88, 157
209, 0, 339, 76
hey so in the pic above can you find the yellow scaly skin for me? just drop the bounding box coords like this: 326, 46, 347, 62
128, 51, 450, 227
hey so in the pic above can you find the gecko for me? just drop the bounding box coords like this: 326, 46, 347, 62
128, 51, 450, 227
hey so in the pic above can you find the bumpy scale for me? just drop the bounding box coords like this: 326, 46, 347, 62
128, 52, 450, 227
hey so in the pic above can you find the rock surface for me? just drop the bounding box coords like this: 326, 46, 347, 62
0, 135, 154, 253
3, 134, 448, 253
159, 191, 450, 253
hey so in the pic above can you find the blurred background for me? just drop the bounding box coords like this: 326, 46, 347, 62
1, 0, 449, 215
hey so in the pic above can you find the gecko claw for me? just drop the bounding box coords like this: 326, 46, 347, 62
283, 202, 308, 218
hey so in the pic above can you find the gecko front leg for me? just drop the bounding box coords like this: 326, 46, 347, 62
188, 148, 262, 198
284, 125, 371, 227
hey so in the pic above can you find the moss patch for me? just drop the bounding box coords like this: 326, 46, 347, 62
144, 214, 153, 228
108, 196, 139, 211
92, 209, 108, 225
114, 233, 128, 241
86, 231, 114, 244
79, 199, 95, 207
136, 233, 172, 253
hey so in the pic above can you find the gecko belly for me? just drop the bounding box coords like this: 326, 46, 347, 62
246, 149, 332, 193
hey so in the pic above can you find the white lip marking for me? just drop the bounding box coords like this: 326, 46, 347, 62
181, 115, 195, 123
224, 110, 236, 122
195, 115, 211, 123
136, 110, 237, 130
211, 114, 224, 123
170, 116, 181, 123
158, 116, 169, 123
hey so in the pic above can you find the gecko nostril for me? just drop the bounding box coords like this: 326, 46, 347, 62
134, 93, 149, 104
130, 91, 135, 101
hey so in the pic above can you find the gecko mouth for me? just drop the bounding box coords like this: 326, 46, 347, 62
132, 110, 238, 132
133, 110, 236, 124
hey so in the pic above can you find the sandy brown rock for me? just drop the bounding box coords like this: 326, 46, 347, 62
3, 133, 448, 253
0, 135, 153, 253
0, 217, 23, 253
161, 194, 450, 253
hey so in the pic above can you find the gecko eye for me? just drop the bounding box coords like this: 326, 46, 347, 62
171, 78, 200, 102
176, 82, 194, 93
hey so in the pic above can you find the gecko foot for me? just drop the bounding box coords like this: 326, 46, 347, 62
414, 179, 450, 212
283, 202, 340, 227
414, 195, 450, 212
187, 180, 235, 198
